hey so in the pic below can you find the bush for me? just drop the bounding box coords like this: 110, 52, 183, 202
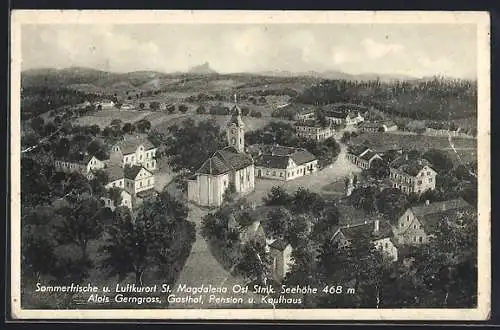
250, 110, 262, 118
178, 104, 189, 113
196, 105, 206, 114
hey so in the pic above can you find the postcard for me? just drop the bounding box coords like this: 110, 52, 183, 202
10, 10, 490, 320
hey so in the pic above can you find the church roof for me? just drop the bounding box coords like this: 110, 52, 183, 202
197, 146, 253, 176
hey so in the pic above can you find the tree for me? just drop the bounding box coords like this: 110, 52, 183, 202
376, 188, 408, 221
88, 124, 101, 136
89, 169, 109, 197
350, 186, 378, 214
135, 119, 152, 133
100, 192, 196, 285
122, 122, 133, 134
167, 105, 175, 114
424, 148, 454, 174
264, 207, 292, 239
241, 107, 250, 116
196, 105, 206, 114
263, 186, 292, 206
55, 138, 71, 158
164, 119, 226, 173
250, 110, 263, 118
54, 196, 104, 259
110, 119, 122, 130
149, 101, 160, 111
235, 240, 271, 284
292, 187, 324, 215
30, 117, 45, 134
178, 104, 189, 113
367, 158, 389, 179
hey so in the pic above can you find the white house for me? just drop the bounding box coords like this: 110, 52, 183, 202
331, 219, 399, 262
268, 238, 293, 283
251, 145, 319, 180
110, 137, 157, 171
54, 154, 105, 178
393, 198, 473, 246
346, 146, 384, 170
389, 157, 437, 195
294, 121, 335, 141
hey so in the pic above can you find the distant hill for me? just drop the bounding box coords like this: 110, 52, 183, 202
257, 69, 417, 82
188, 62, 217, 75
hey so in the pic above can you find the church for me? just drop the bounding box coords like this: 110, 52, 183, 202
187, 101, 255, 207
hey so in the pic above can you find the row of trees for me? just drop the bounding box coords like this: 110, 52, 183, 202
296, 78, 477, 120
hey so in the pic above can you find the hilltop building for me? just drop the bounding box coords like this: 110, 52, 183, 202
187, 101, 255, 207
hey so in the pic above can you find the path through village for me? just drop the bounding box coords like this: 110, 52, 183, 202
168, 136, 359, 309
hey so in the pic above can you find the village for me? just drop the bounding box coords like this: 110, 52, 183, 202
21, 80, 476, 309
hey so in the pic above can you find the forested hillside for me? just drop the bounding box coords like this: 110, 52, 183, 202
296, 78, 477, 120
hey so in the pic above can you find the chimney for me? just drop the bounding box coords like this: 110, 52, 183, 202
374, 219, 380, 233
425, 200, 430, 206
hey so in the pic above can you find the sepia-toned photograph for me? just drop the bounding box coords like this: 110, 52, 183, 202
10, 10, 490, 320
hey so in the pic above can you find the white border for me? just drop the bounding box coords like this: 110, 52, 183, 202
10, 10, 491, 320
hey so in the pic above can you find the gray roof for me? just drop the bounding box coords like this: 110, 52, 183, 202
390, 157, 434, 176
359, 150, 379, 161
338, 220, 393, 241
254, 145, 317, 169
197, 147, 253, 175
411, 198, 473, 232
57, 153, 100, 165
114, 137, 155, 155
106, 165, 124, 181
255, 154, 289, 169
123, 165, 145, 180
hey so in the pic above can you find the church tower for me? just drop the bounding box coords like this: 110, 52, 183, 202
227, 94, 245, 153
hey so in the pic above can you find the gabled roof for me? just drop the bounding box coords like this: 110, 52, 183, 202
57, 153, 100, 165
197, 147, 253, 175
337, 220, 393, 242
390, 157, 434, 176
410, 198, 473, 232
106, 165, 124, 182
268, 238, 290, 251
123, 165, 145, 180
359, 150, 380, 161
114, 137, 155, 155
291, 149, 317, 165
348, 145, 370, 157
254, 146, 317, 169
255, 154, 289, 169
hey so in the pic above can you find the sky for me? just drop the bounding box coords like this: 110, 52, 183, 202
21, 23, 477, 78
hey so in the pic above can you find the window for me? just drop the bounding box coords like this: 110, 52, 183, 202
427, 171, 430, 175
140, 182, 143, 187
119, 181, 122, 186
140, 155, 142, 160
419, 236, 423, 243
418, 180, 422, 185
406, 215, 409, 221
429, 178, 433, 183
148, 179, 151, 185
272, 171, 276, 176
112, 182, 116, 187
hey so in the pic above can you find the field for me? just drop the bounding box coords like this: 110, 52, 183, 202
349, 131, 477, 164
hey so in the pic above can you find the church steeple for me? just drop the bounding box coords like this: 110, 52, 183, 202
227, 93, 245, 152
